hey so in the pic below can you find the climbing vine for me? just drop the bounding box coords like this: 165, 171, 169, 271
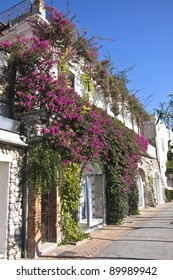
28, 140, 61, 194
81, 71, 95, 100
28, 142, 86, 242
59, 163, 87, 243
106, 166, 128, 224
0, 5, 149, 236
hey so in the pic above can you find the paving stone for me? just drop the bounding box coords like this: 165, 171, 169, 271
37, 203, 172, 260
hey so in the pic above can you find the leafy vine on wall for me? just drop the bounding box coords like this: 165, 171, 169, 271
0, 6, 149, 239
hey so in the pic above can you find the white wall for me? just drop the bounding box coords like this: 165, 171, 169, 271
147, 144, 157, 158
155, 121, 169, 188
0, 161, 10, 256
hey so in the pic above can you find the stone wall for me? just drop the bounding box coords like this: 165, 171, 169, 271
0, 143, 24, 259
139, 156, 163, 207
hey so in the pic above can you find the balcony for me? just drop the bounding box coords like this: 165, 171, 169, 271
0, 115, 20, 133
0, 0, 34, 33
0, 0, 48, 35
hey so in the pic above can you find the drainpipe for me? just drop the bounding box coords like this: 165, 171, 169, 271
23, 144, 29, 259
101, 171, 106, 225
21, 124, 30, 259
86, 176, 91, 228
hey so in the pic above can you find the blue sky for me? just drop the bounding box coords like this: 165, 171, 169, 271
1, 0, 173, 113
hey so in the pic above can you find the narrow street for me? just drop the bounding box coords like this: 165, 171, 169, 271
95, 202, 173, 260
38, 202, 173, 260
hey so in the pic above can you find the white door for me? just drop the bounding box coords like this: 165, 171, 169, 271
137, 175, 145, 208
0, 162, 10, 257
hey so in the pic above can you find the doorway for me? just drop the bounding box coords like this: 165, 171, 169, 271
0, 161, 10, 258
79, 164, 105, 230
137, 175, 145, 208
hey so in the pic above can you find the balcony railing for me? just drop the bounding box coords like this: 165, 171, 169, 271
0, 0, 34, 27
0, 0, 50, 35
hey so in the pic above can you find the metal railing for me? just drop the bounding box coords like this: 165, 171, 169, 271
0, 0, 34, 26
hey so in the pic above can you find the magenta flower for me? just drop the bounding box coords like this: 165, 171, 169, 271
50, 127, 56, 136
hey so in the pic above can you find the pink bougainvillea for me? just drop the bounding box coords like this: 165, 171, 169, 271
0, 6, 149, 222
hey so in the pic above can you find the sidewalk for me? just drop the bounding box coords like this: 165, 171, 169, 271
37, 202, 173, 260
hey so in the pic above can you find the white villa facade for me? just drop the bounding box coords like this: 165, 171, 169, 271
0, 0, 171, 259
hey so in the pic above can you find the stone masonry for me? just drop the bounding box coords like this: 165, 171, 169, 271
0, 143, 24, 259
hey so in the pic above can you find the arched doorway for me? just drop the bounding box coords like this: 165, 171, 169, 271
137, 168, 146, 208
137, 175, 145, 208
79, 163, 106, 230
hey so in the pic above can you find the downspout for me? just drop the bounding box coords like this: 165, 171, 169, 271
86, 176, 91, 228
24, 147, 29, 259
23, 144, 29, 259
21, 124, 30, 259
101, 170, 107, 225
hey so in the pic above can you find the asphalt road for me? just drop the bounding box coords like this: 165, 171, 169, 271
95, 203, 173, 260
